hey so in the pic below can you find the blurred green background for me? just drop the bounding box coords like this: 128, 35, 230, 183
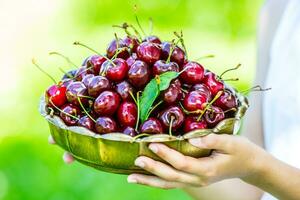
0, 0, 262, 199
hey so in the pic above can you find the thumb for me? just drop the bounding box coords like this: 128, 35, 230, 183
188, 133, 235, 153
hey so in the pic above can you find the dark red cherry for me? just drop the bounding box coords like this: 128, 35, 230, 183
62, 69, 77, 80
45, 84, 67, 107
136, 42, 161, 64
153, 60, 179, 76
205, 106, 225, 127
143, 35, 161, 44
122, 126, 138, 137
213, 90, 237, 110
117, 102, 137, 127
106, 39, 130, 59
115, 81, 135, 101
183, 91, 208, 112
123, 36, 139, 52
128, 60, 150, 88
74, 66, 92, 81
78, 115, 95, 131
95, 116, 117, 134
202, 72, 224, 96
159, 106, 184, 131
85, 55, 107, 75
140, 118, 163, 134
59, 78, 73, 88
93, 91, 120, 116
183, 116, 207, 132
161, 42, 185, 66
82, 74, 94, 87
103, 58, 129, 82
126, 53, 137, 67
192, 83, 212, 100
87, 75, 111, 98
60, 104, 81, 126
162, 80, 182, 104
66, 81, 88, 106
180, 61, 204, 84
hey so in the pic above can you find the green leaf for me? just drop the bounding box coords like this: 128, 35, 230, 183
139, 71, 179, 122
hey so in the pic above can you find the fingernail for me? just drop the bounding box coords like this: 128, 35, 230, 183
134, 158, 145, 168
127, 176, 137, 184
189, 138, 204, 147
149, 144, 158, 153
63, 152, 74, 164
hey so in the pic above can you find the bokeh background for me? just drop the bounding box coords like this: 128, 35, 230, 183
0, 0, 263, 199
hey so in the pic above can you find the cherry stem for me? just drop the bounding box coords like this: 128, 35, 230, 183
131, 133, 151, 142
73, 41, 116, 66
49, 51, 78, 68
78, 95, 95, 100
112, 23, 133, 37
127, 24, 143, 42
223, 108, 237, 114
49, 99, 79, 120
58, 67, 73, 78
179, 102, 202, 115
72, 65, 94, 80
135, 91, 141, 131
222, 78, 239, 82
77, 97, 96, 123
32, 58, 57, 85
146, 100, 163, 120
134, 5, 146, 37
168, 116, 175, 136
219, 63, 241, 79
197, 91, 223, 121
166, 39, 180, 63
195, 54, 215, 61
240, 85, 272, 94
112, 33, 121, 60
149, 17, 153, 35
174, 31, 188, 60
180, 88, 189, 94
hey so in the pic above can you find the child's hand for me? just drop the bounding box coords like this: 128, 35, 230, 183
48, 135, 75, 164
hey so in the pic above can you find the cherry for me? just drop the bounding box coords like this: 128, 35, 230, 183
192, 83, 212, 100
82, 74, 94, 87
128, 60, 150, 88
183, 90, 208, 112
159, 106, 184, 131
117, 102, 137, 127
85, 55, 107, 75
62, 69, 77, 80
123, 36, 139, 52
152, 60, 179, 76
162, 80, 182, 104
143, 35, 161, 44
114, 81, 135, 101
161, 42, 185, 66
136, 42, 161, 64
78, 115, 95, 131
122, 126, 138, 137
106, 39, 130, 59
95, 116, 117, 134
202, 71, 224, 96
140, 118, 163, 134
183, 116, 207, 132
45, 85, 67, 107
205, 106, 225, 127
102, 58, 129, 82
126, 53, 137, 67
66, 81, 89, 106
213, 89, 237, 110
59, 78, 74, 88
180, 61, 205, 84
74, 66, 92, 81
87, 75, 111, 98
93, 91, 120, 116
60, 104, 81, 126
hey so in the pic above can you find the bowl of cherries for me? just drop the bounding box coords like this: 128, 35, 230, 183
38, 24, 249, 174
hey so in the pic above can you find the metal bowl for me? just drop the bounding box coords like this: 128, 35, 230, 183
39, 94, 248, 174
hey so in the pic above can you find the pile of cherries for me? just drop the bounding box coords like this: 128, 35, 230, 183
42, 33, 239, 137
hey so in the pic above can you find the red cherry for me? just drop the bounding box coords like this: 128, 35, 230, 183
122, 126, 138, 137
140, 118, 163, 134
183, 90, 208, 112
183, 116, 207, 132
202, 72, 224, 96
205, 106, 225, 127
106, 39, 130, 59
159, 106, 184, 131
162, 79, 182, 104
123, 36, 139, 52
136, 42, 161, 65
161, 42, 185, 66
126, 53, 138, 67
192, 83, 212, 101
95, 116, 117, 134
213, 90, 237, 110
85, 55, 107, 75
103, 58, 129, 82
153, 60, 179, 76
74, 66, 92, 81
78, 115, 95, 131
117, 102, 137, 127
143, 35, 161, 44
66, 81, 88, 106
81, 74, 95, 87
60, 104, 81, 126
128, 60, 150, 88
62, 69, 77, 80
87, 75, 111, 98
115, 81, 135, 101
180, 61, 204, 84
93, 91, 120, 116
45, 84, 67, 107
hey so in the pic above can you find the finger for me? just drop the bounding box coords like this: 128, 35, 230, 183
48, 135, 56, 144
127, 174, 185, 189
189, 133, 235, 153
63, 152, 75, 164
134, 156, 202, 186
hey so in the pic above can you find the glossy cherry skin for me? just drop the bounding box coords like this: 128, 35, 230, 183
202, 72, 224, 96
78, 115, 95, 131
213, 90, 237, 110
66, 81, 88, 106
85, 55, 107, 75
180, 62, 205, 84
117, 102, 137, 127
140, 118, 163, 134
62, 69, 77, 80
82, 74, 95, 87
95, 117, 117, 134
205, 106, 225, 127
122, 126, 138, 137
115, 81, 135, 101
162, 80, 182, 104
106, 39, 130, 59
183, 90, 208, 112
87, 75, 111, 98
126, 53, 137, 67
159, 106, 184, 131
59, 78, 74, 88
143, 35, 161, 44
192, 83, 212, 101
103, 58, 129, 82
128, 60, 150, 88
123, 36, 139, 52
60, 104, 81, 126
161, 42, 185, 66
93, 91, 120, 116
183, 116, 207, 132
153, 60, 179, 76
74, 66, 92, 81
45, 84, 67, 107
136, 42, 161, 65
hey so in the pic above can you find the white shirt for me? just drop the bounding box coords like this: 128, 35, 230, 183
262, 0, 300, 199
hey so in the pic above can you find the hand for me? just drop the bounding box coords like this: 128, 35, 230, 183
127, 133, 267, 189
48, 135, 75, 164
